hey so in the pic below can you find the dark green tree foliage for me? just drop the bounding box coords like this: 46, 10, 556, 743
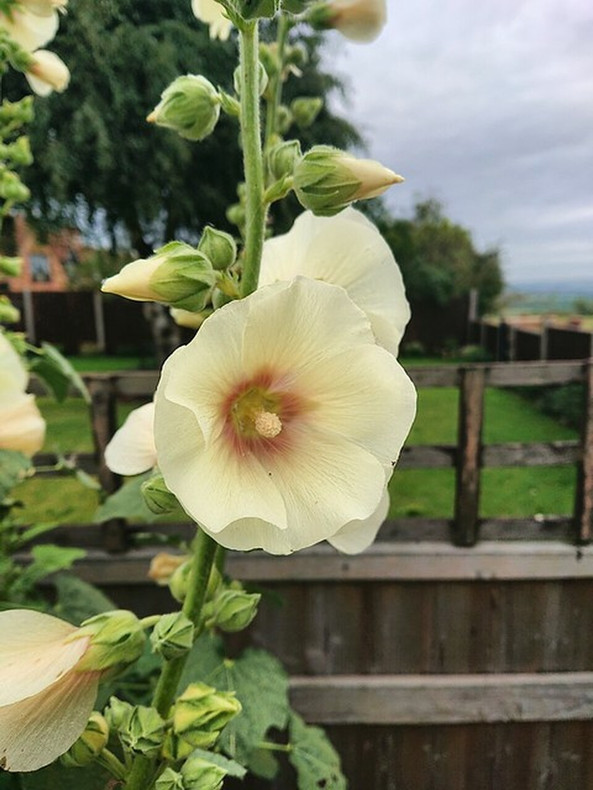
379, 199, 504, 314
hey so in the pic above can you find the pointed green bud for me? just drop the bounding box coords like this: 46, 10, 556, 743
219, 91, 240, 118
142, 474, 179, 514
285, 43, 308, 69
0, 297, 21, 324
156, 767, 185, 790
118, 705, 167, 758
0, 171, 30, 203
181, 756, 226, 790
291, 96, 323, 128
0, 137, 33, 166
102, 242, 216, 311
105, 697, 134, 732
259, 43, 280, 80
61, 712, 109, 768
169, 559, 192, 603
293, 145, 404, 217
226, 202, 245, 229
75, 610, 146, 672
233, 61, 268, 97
267, 139, 301, 180
0, 96, 34, 126
150, 612, 195, 660
173, 683, 242, 749
212, 588, 261, 633
0, 256, 22, 277
148, 75, 221, 142
275, 104, 293, 135
198, 226, 237, 271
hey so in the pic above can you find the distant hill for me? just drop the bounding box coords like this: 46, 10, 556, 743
503, 280, 593, 314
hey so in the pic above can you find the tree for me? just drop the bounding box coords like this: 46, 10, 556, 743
379, 199, 504, 314
5, 1, 361, 254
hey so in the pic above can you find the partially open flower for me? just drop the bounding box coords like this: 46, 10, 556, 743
25, 49, 70, 96
0, 6, 58, 50
191, 0, 232, 41
0, 332, 45, 455
308, 0, 386, 43
154, 277, 416, 554
259, 208, 410, 356
104, 402, 157, 475
0, 609, 100, 772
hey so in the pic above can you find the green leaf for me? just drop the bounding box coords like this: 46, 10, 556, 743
0, 449, 31, 501
93, 472, 158, 523
19, 521, 61, 545
179, 631, 227, 689
189, 748, 247, 779
247, 747, 279, 780
29, 342, 89, 403
288, 713, 347, 790
53, 574, 115, 624
20, 760, 111, 790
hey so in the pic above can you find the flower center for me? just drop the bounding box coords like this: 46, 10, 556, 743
230, 386, 283, 440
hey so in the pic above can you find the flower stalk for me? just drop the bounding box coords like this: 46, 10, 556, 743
264, 13, 291, 147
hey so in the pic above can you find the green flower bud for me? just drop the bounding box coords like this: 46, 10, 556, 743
156, 767, 185, 790
119, 705, 167, 758
0, 96, 34, 126
148, 75, 221, 142
198, 226, 237, 271
169, 559, 192, 603
259, 43, 280, 80
293, 145, 404, 217
0, 256, 22, 277
275, 104, 293, 135
285, 43, 308, 69
0, 296, 21, 324
0, 136, 33, 166
211, 287, 232, 310
219, 91, 240, 118
102, 242, 216, 312
105, 697, 134, 731
0, 171, 30, 202
61, 712, 109, 768
267, 139, 301, 181
181, 756, 226, 790
173, 683, 242, 749
291, 96, 323, 128
161, 731, 193, 762
150, 612, 195, 660
226, 202, 245, 229
142, 474, 180, 514
75, 610, 146, 672
233, 61, 268, 97
212, 588, 261, 633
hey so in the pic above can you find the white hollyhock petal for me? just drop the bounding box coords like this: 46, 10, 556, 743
155, 277, 416, 554
0, 332, 28, 396
191, 0, 232, 41
20, 0, 67, 16
0, 394, 46, 455
259, 208, 410, 355
328, 488, 390, 554
25, 49, 70, 96
0, 8, 58, 50
330, 0, 386, 42
104, 402, 157, 475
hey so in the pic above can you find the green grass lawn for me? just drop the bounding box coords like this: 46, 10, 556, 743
14, 383, 579, 525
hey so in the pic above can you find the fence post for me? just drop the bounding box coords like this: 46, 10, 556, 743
93, 291, 106, 353
87, 375, 127, 552
453, 366, 486, 546
22, 289, 36, 344
574, 359, 593, 544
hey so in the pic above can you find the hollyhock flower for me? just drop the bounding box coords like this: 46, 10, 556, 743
0, 6, 58, 51
191, 0, 232, 42
104, 402, 156, 475
0, 332, 45, 455
310, 0, 387, 43
154, 277, 416, 554
20, 0, 68, 14
25, 49, 70, 96
0, 609, 100, 772
259, 208, 410, 355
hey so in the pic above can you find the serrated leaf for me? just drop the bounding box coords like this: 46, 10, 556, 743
53, 574, 115, 624
93, 472, 158, 523
29, 342, 89, 403
179, 631, 227, 689
20, 760, 111, 790
288, 713, 347, 790
0, 449, 32, 501
189, 748, 247, 779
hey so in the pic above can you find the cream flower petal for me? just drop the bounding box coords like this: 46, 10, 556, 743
328, 488, 389, 554
0, 609, 87, 706
0, 669, 99, 772
259, 208, 410, 355
0, 394, 46, 455
331, 0, 386, 43
0, 8, 58, 50
0, 333, 28, 394
25, 49, 70, 97
104, 402, 157, 475
191, 0, 232, 41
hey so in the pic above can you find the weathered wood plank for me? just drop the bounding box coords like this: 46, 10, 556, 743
33, 452, 97, 475
288, 672, 593, 724
454, 367, 486, 545
482, 441, 579, 467
575, 360, 593, 543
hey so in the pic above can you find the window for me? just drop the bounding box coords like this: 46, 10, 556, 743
30, 253, 51, 282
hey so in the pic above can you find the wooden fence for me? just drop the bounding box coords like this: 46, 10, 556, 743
32, 361, 593, 789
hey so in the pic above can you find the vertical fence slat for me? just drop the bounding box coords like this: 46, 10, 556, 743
575, 360, 593, 544
453, 367, 486, 546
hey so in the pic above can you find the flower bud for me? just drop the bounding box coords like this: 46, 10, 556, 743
148, 75, 221, 142
101, 242, 216, 311
212, 588, 260, 633
0, 171, 30, 203
150, 612, 194, 660
118, 705, 167, 758
0, 256, 22, 277
0, 96, 34, 126
169, 559, 192, 603
285, 42, 308, 69
307, 0, 386, 43
219, 91, 240, 118
61, 712, 109, 768
173, 683, 242, 749
181, 756, 226, 790
293, 145, 404, 217
198, 226, 237, 271
170, 306, 212, 329
226, 202, 245, 229
0, 137, 33, 167
267, 139, 301, 181
75, 610, 146, 672
290, 96, 323, 128
275, 104, 293, 135
105, 697, 133, 731
25, 50, 70, 96
259, 43, 280, 80
148, 552, 188, 586
233, 61, 268, 97
142, 474, 180, 514
0, 297, 22, 323
156, 767, 185, 790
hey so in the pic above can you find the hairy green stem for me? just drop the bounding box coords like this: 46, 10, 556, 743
238, 20, 266, 298
97, 748, 127, 781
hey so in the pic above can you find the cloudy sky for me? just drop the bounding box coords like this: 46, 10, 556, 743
324, 0, 593, 286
